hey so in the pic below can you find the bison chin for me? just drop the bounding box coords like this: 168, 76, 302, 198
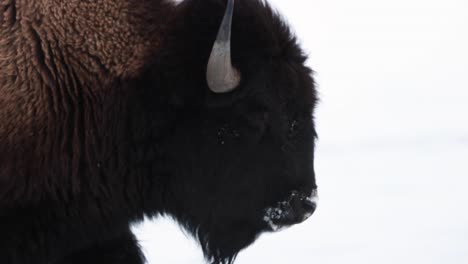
170, 202, 266, 264
197, 223, 261, 264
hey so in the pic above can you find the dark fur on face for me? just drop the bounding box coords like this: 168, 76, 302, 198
0, 0, 317, 263
141, 1, 318, 262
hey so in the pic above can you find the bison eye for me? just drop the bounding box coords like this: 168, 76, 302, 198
288, 118, 300, 139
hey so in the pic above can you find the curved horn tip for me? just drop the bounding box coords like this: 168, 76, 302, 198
206, 0, 241, 94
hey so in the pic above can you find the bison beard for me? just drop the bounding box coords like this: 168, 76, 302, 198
0, 0, 318, 263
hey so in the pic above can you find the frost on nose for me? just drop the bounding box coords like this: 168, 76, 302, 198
263, 190, 318, 231
263, 202, 295, 232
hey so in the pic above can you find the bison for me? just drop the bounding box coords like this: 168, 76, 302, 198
0, 0, 318, 263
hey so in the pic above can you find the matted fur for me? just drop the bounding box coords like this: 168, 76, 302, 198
0, 0, 318, 263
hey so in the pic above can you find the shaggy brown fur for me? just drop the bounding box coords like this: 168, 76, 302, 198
0, 0, 174, 205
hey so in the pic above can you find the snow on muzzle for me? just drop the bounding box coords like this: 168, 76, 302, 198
263, 190, 318, 231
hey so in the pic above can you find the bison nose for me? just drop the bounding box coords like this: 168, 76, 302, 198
302, 198, 317, 214
263, 190, 318, 231
290, 191, 317, 222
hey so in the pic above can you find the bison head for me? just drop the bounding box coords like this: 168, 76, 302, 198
145, 0, 318, 262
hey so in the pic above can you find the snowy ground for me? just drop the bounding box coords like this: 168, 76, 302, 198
133, 0, 468, 263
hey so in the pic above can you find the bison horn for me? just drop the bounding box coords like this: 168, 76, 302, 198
206, 0, 241, 93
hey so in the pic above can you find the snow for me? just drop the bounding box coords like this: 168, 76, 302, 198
262, 190, 318, 232
132, 0, 468, 263
263, 204, 288, 232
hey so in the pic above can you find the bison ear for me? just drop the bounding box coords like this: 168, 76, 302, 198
206, 0, 241, 94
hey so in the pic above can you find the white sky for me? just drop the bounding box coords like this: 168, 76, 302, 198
134, 1, 468, 263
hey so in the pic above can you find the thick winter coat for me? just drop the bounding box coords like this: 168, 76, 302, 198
0, 0, 318, 263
